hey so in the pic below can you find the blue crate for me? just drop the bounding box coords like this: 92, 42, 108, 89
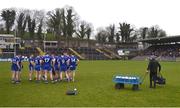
113, 75, 140, 85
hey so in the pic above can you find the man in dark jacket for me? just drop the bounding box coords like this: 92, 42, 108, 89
147, 57, 161, 88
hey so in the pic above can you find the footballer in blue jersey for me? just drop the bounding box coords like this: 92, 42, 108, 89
66, 55, 70, 70
18, 55, 24, 71
58, 52, 70, 81
59, 55, 68, 71
11, 56, 20, 83
17, 55, 24, 82
29, 55, 35, 71
42, 54, 53, 83
42, 54, 52, 71
52, 54, 59, 81
34, 56, 42, 81
28, 55, 35, 81
69, 54, 79, 82
40, 55, 45, 80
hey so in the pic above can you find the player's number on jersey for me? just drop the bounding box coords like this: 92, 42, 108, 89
12, 59, 17, 63
35, 60, 39, 64
62, 59, 65, 64
71, 58, 76, 62
45, 58, 50, 63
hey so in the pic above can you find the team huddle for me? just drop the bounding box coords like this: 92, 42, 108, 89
11, 52, 79, 84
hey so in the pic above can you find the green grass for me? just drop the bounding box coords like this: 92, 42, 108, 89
0, 60, 180, 107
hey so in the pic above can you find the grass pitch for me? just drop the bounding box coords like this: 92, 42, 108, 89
0, 60, 180, 107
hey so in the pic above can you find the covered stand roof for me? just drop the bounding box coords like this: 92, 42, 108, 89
138, 35, 180, 44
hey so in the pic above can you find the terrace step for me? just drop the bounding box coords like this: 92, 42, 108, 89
96, 48, 113, 59
36, 47, 45, 55
103, 48, 121, 59
69, 48, 85, 60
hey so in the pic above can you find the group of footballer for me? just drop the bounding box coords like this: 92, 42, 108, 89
11, 52, 79, 84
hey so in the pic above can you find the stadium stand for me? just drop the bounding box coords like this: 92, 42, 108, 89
1, 33, 180, 61
68, 48, 85, 59
100, 48, 121, 59
37, 47, 111, 60
95, 48, 113, 59
0, 47, 39, 58
0, 48, 14, 58
136, 35, 180, 61
142, 44, 180, 57
18, 47, 39, 56
36, 47, 45, 55
72, 47, 110, 60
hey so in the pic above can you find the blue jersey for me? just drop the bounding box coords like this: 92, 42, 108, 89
34, 56, 41, 71
18, 57, 23, 71
67, 56, 70, 67
35, 56, 41, 66
70, 56, 78, 67
18, 57, 23, 65
40, 56, 44, 68
42, 55, 52, 66
29, 57, 34, 66
11, 57, 19, 66
53, 56, 59, 66
11, 57, 19, 71
59, 55, 69, 67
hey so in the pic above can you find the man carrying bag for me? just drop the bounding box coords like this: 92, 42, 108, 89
146, 56, 161, 88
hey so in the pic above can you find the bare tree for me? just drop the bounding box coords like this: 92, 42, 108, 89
139, 27, 148, 39
95, 27, 108, 44
76, 21, 93, 40
27, 15, 36, 39
106, 24, 115, 43
16, 12, 27, 38
147, 25, 166, 38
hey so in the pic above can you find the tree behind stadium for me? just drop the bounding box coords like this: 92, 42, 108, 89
1, 9, 16, 34
76, 21, 92, 40
107, 24, 115, 43
119, 22, 133, 43
17, 12, 27, 38
27, 15, 36, 39
147, 25, 167, 38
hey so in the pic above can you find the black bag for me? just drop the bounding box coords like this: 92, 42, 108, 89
156, 73, 166, 85
66, 90, 77, 95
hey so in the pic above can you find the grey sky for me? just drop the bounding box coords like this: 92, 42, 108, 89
0, 0, 180, 36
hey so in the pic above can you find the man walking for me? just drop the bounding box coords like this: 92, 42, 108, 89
147, 56, 161, 88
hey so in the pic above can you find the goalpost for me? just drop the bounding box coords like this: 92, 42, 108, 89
14, 28, 17, 57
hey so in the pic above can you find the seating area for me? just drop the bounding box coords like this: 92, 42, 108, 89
17, 47, 39, 56
132, 44, 180, 61
0, 47, 39, 58
0, 46, 137, 60
1, 44, 180, 61
100, 48, 122, 59
44, 47, 69, 55
0, 48, 14, 58
142, 44, 180, 57
71, 47, 109, 60
38, 47, 111, 60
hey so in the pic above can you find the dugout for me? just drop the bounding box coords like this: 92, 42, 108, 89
43, 41, 58, 48
0, 34, 21, 49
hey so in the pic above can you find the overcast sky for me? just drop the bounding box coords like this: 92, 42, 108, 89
0, 0, 180, 36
